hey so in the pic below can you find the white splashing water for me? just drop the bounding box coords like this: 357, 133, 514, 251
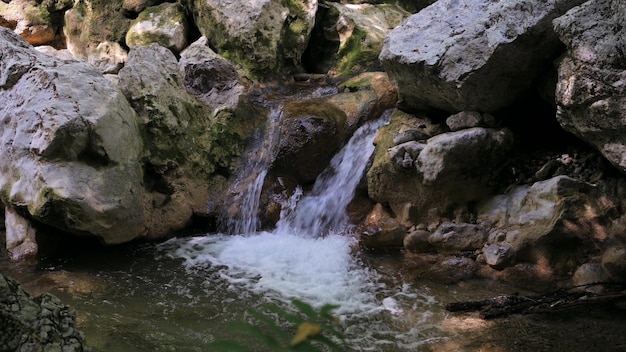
225, 107, 282, 235
166, 111, 415, 316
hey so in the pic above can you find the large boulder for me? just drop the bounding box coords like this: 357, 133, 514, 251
367, 113, 513, 222
189, 0, 317, 78
380, 0, 586, 113
477, 176, 617, 273
270, 73, 396, 185
179, 36, 246, 115
64, 0, 131, 68
553, 0, 626, 174
0, 27, 146, 244
118, 44, 249, 237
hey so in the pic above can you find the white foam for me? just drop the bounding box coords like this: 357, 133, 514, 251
168, 232, 383, 315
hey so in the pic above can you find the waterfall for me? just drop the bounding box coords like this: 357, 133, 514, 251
276, 111, 391, 237
224, 107, 282, 235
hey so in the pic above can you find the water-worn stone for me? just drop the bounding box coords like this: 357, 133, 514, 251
189, 0, 317, 78
271, 99, 347, 183
0, 27, 145, 244
428, 222, 487, 252
380, 0, 586, 113
478, 176, 617, 273
553, 0, 626, 175
331, 72, 398, 132
126, 2, 188, 54
601, 246, 626, 281
572, 262, 611, 286
360, 203, 406, 249
483, 242, 515, 270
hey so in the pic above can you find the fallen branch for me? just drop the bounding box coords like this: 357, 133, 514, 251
445, 283, 626, 319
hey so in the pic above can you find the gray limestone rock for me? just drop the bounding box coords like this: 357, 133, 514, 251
0, 27, 146, 244
554, 0, 626, 175
380, 0, 586, 113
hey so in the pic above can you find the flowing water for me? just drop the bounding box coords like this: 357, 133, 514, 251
2, 98, 625, 351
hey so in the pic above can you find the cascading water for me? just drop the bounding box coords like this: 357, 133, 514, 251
275, 111, 391, 236
162, 109, 446, 350
223, 106, 282, 235
169, 113, 392, 312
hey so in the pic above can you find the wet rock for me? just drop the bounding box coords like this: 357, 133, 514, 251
438, 256, 478, 282
331, 72, 397, 132
271, 99, 347, 184
0, 27, 145, 244
360, 203, 406, 249
428, 222, 487, 253
126, 2, 188, 54
554, 0, 626, 175
380, 0, 586, 113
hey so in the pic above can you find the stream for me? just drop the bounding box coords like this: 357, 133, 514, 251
1, 92, 625, 351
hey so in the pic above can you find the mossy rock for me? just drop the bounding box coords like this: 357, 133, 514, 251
126, 2, 188, 53
65, 0, 131, 58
